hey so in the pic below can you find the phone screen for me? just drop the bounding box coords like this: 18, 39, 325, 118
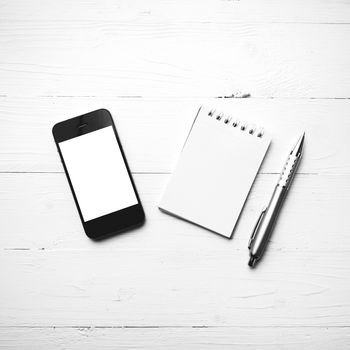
58, 125, 138, 222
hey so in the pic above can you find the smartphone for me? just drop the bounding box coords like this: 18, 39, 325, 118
52, 109, 145, 239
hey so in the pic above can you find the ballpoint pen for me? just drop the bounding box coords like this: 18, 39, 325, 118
248, 132, 305, 268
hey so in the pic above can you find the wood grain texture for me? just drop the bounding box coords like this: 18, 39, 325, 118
0, 173, 348, 252
1, 249, 350, 327
1, 0, 350, 23
1, 0, 350, 348
0, 0, 350, 99
0, 22, 349, 99
1, 327, 349, 350
1, 173, 349, 328
1, 97, 350, 174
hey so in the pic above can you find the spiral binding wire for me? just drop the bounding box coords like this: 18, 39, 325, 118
208, 109, 264, 138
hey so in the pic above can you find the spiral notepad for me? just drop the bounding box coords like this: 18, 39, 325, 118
159, 106, 271, 238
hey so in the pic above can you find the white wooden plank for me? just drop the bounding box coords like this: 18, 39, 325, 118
1, 0, 350, 23
0, 172, 348, 252
0, 97, 349, 174
0, 326, 349, 350
0, 22, 349, 98
1, 248, 349, 327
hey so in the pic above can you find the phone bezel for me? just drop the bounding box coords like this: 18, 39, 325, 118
52, 108, 145, 239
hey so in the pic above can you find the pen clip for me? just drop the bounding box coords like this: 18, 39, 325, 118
248, 206, 267, 250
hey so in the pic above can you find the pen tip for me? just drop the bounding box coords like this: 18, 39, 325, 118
291, 132, 305, 156
248, 257, 258, 268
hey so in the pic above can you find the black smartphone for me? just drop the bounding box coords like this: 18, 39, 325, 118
52, 109, 145, 239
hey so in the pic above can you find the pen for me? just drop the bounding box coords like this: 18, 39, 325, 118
248, 132, 305, 268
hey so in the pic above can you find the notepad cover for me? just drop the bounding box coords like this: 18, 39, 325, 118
159, 106, 271, 238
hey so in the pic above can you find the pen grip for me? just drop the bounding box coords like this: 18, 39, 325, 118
250, 185, 287, 257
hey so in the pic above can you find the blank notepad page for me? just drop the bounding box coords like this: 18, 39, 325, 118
159, 106, 271, 238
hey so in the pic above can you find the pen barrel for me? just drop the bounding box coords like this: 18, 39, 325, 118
278, 154, 300, 188
250, 185, 287, 258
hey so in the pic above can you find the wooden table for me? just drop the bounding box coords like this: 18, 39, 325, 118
1, 1, 350, 348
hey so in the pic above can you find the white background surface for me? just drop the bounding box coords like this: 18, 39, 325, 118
59, 126, 137, 221
1, 0, 350, 348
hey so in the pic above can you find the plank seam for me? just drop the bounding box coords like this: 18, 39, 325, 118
0, 325, 349, 329
0, 171, 319, 175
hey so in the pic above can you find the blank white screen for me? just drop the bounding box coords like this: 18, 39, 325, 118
59, 126, 138, 222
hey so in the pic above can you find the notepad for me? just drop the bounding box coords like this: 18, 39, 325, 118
159, 106, 271, 238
